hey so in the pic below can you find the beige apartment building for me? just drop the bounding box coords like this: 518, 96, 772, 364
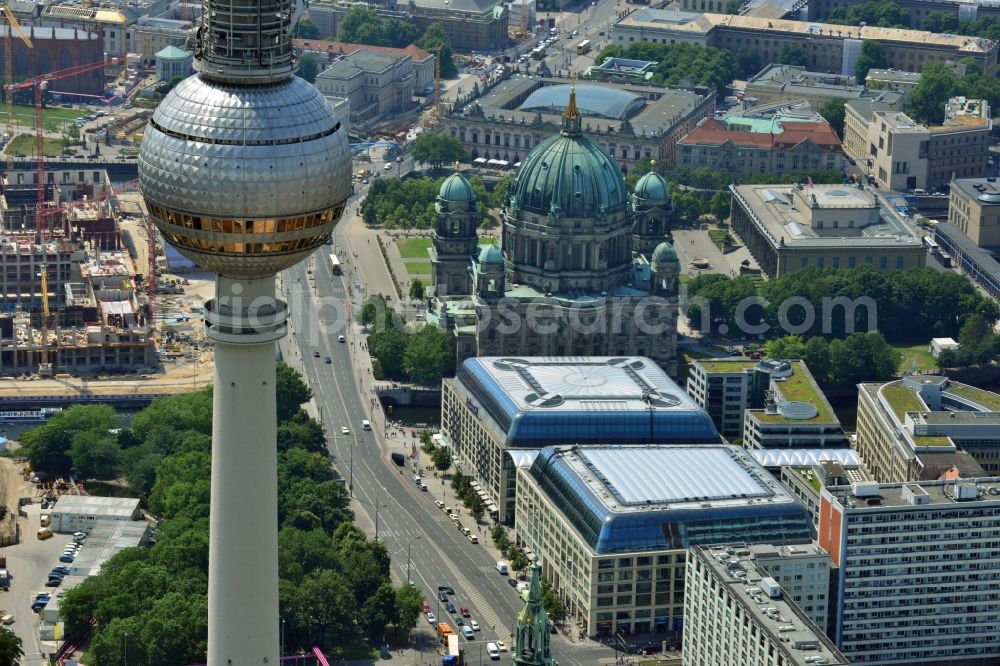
843, 96, 990, 191
948, 178, 1000, 249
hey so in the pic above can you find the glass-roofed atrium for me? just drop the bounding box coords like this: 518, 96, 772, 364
520, 83, 646, 120
527, 445, 813, 554
455, 357, 721, 447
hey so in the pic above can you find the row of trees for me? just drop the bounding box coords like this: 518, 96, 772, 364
360, 166, 506, 229
362, 295, 456, 384
596, 42, 736, 95
936, 313, 1000, 369
684, 265, 999, 342
923, 12, 1000, 41
419, 430, 454, 472
23, 365, 421, 664
826, 0, 911, 30
905, 60, 1000, 125
763, 333, 902, 386
337, 7, 457, 77
450, 469, 486, 522
487, 526, 562, 620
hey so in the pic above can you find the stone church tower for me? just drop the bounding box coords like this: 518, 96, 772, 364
430, 171, 480, 297
632, 168, 673, 256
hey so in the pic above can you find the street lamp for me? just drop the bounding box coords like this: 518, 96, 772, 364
123, 631, 128, 666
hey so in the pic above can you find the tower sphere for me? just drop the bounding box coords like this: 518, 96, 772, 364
138, 75, 351, 278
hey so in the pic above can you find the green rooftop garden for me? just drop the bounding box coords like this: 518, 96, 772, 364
695, 359, 757, 373
911, 435, 953, 447
945, 383, 1000, 412
881, 382, 926, 421
794, 467, 822, 494
765, 362, 835, 421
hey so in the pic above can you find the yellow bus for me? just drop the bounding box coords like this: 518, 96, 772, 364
576, 39, 591, 55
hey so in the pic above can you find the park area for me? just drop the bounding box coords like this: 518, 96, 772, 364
891, 341, 938, 374
5, 133, 64, 157
395, 237, 496, 282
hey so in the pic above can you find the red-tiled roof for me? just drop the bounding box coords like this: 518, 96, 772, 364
292, 39, 432, 62
679, 118, 842, 152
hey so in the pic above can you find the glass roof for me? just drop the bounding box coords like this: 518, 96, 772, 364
520, 84, 645, 120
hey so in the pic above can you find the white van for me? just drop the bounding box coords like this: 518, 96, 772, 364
361, 420, 371, 430
495, 561, 508, 575
486, 643, 500, 660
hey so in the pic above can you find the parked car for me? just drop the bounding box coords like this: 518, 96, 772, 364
470, 620, 480, 631
341, 426, 349, 435
423, 601, 431, 614
313, 351, 320, 357
51, 567, 70, 576
44, 578, 62, 587
439, 590, 448, 602
59, 554, 75, 563
426, 612, 436, 625
461, 606, 470, 617
438, 585, 455, 595
507, 578, 518, 588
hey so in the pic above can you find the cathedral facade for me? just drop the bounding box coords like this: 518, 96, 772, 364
428, 87, 681, 376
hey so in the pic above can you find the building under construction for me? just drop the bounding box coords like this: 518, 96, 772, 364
0, 168, 155, 375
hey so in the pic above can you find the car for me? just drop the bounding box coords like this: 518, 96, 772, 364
455, 617, 464, 626
470, 620, 480, 631
572, 29, 579, 36
362, 178, 370, 185
423, 601, 431, 614
435, 500, 445, 509
426, 612, 436, 625
59, 554, 75, 563
396, 156, 403, 163
420, 482, 428, 491
45, 578, 62, 587
462, 625, 475, 639
338, 335, 345, 342
384, 163, 393, 170
51, 567, 70, 576
30, 602, 47, 613
496, 640, 507, 652
461, 606, 470, 617
341, 426, 349, 435
313, 351, 320, 358
438, 585, 455, 595
446, 601, 457, 614
507, 578, 518, 588
324, 356, 332, 364
439, 591, 449, 602
598, 31, 605, 35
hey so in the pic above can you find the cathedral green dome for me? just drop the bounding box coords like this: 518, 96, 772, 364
652, 240, 679, 268
634, 171, 670, 202
478, 243, 504, 265
507, 89, 627, 219
439, 172, 476, 203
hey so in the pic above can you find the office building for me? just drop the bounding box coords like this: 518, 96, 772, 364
819, 478, 1000, 664
683, 544, 849, 666
314, 48, 421, 129
933, 222, 1000, 302
676, 114, 842, 183
514, 445, 814, 637
583, 57, 659, 85
443, 77, 714, 172
774, 454, 867, 526
856, 375, 1000, 482
429, 94, 682, 372
743, 360, 848, 449
611, 10, 998, 76
686, 358, 768, 439
746, 64, 905, 111
843, 96, 991, 191
948, 178, 1000, 250
863, 69, 922, 100
441, 356, 720, 523
729, 182, 925, 278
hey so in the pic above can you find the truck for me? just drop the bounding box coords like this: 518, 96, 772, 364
437, 622, 453, 643
0, 569, 9, 590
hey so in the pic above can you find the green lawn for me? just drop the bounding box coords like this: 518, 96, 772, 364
6, 105, 89, 130
403, 259, 432, 277
881, 382, 925, 420
892, 341, 937, 374
396, 237, 433, 258
5, 134, 64, 156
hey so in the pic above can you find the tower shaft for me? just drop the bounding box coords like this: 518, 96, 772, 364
205, 276, 285, 664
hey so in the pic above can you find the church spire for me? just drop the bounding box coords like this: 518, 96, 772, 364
561, 75, 581, 137
512, 560, 557, 666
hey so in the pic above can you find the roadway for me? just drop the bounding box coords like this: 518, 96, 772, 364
277, 222, 614, 665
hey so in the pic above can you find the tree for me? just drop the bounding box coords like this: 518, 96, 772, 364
360, 582, 398, 641
403, 325, 454, 384
337, 6, 390, 45
298, 52, 319, 83
418, 24, 456, 78
21, 404, 119, 475
295, 18, 321, 39
854, 40, 888, 84
734, 47, 763, 79
906, 61, 961, 124
0, 628, 23, 666
803, 336, 831, 382
412, 132, 468, 172
369, 325, 409, 380
395, 582, 424, 632
709, 189, 731, 222
819, 99, 847, 138
68, 431, 121, 480
276, 362, 313, 422
778, 43, 808, 67
409, 278, 425, 301
508, 548, 530, 576
542, 587, 564, 622
431, 445, 452, 471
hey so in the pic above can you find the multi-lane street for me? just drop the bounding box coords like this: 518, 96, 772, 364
276, 215, 617, 664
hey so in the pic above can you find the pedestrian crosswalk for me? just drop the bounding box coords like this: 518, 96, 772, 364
425, 539, 506, 636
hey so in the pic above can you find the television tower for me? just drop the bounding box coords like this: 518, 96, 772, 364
136, 0, 351, 659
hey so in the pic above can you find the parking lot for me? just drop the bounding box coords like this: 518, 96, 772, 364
3, 503, 78, 663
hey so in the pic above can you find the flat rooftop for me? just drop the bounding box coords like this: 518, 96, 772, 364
951, 177, 1000, 207
866, 68, 922, 84
752, 360, 837, 424
692, 358, 758, 373
694, 544, 850, 666
50, 495, 140, 519
732, 183, 923, 249
825, 477, 1000, 509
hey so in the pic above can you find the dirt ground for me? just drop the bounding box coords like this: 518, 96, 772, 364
0, 458, 34, 542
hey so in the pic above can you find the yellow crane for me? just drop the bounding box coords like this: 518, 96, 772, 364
419, 44, 443, 129
3, 6, 31, 173
38, 263, 51, 376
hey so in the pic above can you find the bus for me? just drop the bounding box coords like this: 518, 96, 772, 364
922, 235, 939, 251
329, 253, 342, 275
576, 40, 591, 55
531, 46, 546, 60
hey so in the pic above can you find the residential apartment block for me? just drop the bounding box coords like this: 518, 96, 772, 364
948, 178, 1000, 250
440, 357, 720, 524
856, 375, 1000, 483
779, 456, 867, 528
686, 358, 764, 438
843, 96, 991, 191
683, 544, 849, 666
819, 478, 1000, 664
729, 182, 925, 279
514, 445, 814, 638
746, 64, 905, 111
611, 10, 998, 76
675, 115, 843, 182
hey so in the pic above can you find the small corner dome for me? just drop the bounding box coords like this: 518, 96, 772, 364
652, 241, 678, 267
439, 173, 476, 202
634, 171, 670, 202
478, 243, 504, 265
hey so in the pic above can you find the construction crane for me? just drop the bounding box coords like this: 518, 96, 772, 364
419, 44, 443, 129
3, 6, 31, 174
